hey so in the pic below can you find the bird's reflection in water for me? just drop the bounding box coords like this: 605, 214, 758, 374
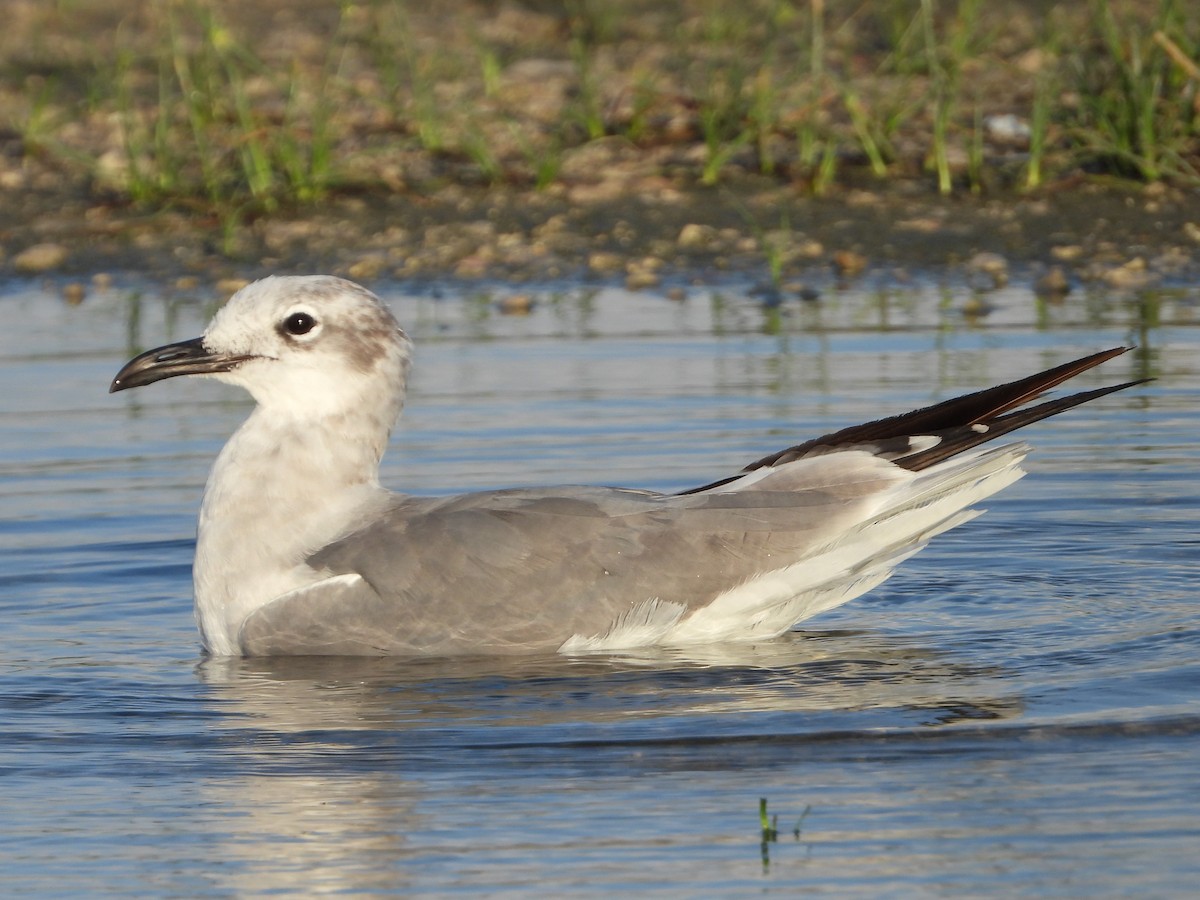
196, 628, 1022, 737
189, 630, 1022, 892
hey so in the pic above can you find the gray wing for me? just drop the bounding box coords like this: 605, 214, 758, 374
239, 573, 398, 656
239, 477, 893, 656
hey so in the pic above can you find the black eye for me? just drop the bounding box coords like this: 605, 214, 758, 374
283, 312, 317, 336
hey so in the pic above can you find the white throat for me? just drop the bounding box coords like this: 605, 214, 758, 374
192, 386, 398, 655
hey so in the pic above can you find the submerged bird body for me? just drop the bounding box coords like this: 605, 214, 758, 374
111, 276, 1142, 657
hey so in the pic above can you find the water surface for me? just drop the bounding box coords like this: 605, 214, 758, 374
1, 278, 1198, 896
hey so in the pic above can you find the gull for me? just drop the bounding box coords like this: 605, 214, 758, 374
111, 275, 1144, 657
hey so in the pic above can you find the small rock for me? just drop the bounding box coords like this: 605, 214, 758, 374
496, 294, 534, 315
1182, 222, 1200, 245
454, 249, 494, 279
259, 219, 322, 254
1015, 47, 1051, 74
896, 216, 943, 234
833, 250, 868, 278
558, 137, 637, 181
347, 254, 387, 281
624, 270, 659, 290
1034, 266, 1071, 299
532, 214, 570, 238
984, 113, 1032, 147
665, 286, 686, 302
62, 282, 87, 306
1051, 244, 1084, 262
1152, 246, 1192, 274
0, 167, 25, 190
587, 251, 624, 275
175, 276, 200, 292
1102, 257, 1151, 289
677, 223, 719, 250
566, 179, 630, 205
94, 148, 131, 191
966, 251, 1009, 289
962, 294, 992, 318
91, 273, 113, 290
13, 242, 68, 273
624, 258, 661, 290
795, 239, 824, 259
216, 278, 250, 297
845, 190, 882, 208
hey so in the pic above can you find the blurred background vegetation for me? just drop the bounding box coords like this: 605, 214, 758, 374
1, 0, 1197, 236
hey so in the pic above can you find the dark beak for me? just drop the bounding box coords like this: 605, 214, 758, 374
110, 337, 255, 393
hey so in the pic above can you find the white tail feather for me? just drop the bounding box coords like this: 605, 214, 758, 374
663, 443, 1027, 647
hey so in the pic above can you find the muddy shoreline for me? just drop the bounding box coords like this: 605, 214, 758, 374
6, 175, 1199, 298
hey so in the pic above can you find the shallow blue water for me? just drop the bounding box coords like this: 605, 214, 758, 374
1, 277, 1198, 896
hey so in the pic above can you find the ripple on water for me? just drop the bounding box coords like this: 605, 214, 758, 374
1, 281, 1198, 895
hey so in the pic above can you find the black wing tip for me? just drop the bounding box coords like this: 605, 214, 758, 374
894, 367, 1151, 471
681, 346, 1147, 493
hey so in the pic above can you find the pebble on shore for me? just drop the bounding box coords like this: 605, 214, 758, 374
965, 251, 1009, 290
1034, 266, 1072, 299
13, 243, 69, 274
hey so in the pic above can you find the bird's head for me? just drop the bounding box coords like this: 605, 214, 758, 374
111, 275, 413, 421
